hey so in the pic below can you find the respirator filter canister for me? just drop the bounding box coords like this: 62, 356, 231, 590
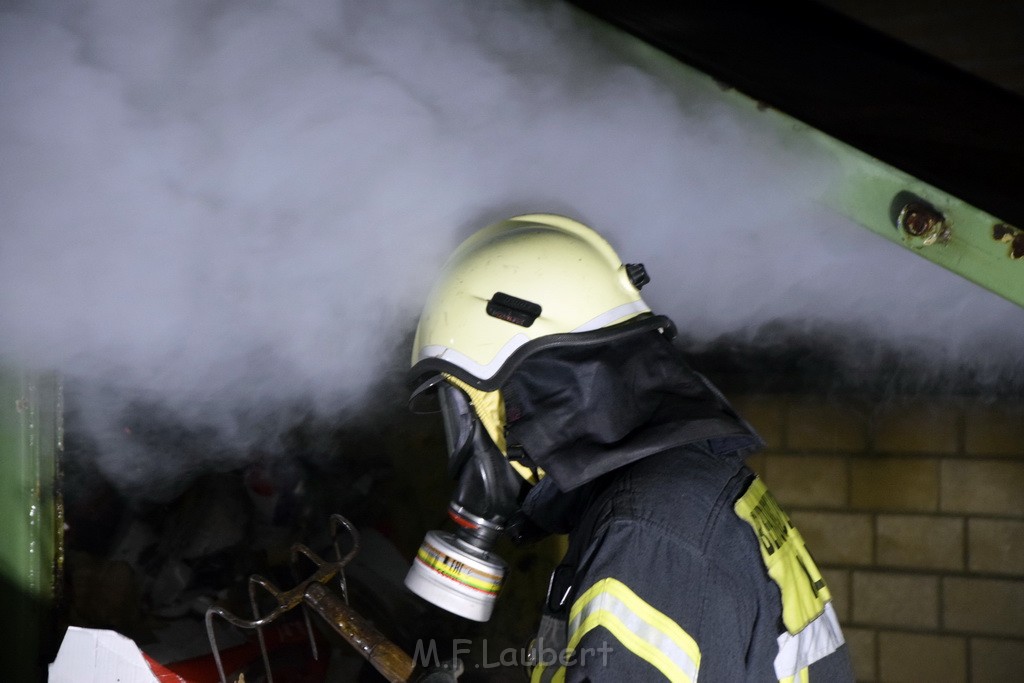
404, 529, 508, 622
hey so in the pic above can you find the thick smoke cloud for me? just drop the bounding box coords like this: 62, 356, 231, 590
2, 0, 1022, 491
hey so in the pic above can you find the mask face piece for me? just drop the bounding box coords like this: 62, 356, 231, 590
404, 382, 524, 621
439, 378, 477, 475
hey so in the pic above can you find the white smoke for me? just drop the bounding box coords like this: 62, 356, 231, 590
2, 0, 1022, 488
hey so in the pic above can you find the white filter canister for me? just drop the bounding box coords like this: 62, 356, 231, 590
404, 530, 507, 622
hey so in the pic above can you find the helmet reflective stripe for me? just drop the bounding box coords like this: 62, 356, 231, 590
417, 299, 649, 382
572, 300, 652, 333
412, 214, 651, 384
418, 336, 529, 383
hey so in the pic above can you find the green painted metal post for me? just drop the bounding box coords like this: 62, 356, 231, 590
0, 367, 63, 682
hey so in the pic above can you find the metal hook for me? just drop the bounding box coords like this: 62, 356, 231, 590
204, 515, 362, 683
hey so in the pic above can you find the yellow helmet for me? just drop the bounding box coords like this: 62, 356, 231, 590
411, 214, 657, 390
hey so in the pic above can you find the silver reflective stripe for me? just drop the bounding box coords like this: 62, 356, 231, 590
572, 301, 651, 332
774, 602, 845, 680
567, 579, 700, 682
418, 299, 649, 380
419, 333, 531, 380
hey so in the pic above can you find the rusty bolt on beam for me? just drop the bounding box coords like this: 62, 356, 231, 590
993, 223, 1024, 260
897, 201, 950, 245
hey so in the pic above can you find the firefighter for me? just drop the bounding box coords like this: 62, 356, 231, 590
404, 214, 855, 681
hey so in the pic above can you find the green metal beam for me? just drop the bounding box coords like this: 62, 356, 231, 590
580, 11, 1024, 309
0, 367, 63, 681
821, 137, 1024, 308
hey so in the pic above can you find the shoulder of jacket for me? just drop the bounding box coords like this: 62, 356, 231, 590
582, 447, 755, 549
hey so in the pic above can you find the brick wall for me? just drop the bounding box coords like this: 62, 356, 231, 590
731, 395, 1024, 683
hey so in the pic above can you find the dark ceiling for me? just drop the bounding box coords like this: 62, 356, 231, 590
815, 0, 1024, 97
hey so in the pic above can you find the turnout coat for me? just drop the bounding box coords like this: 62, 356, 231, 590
498, 329, 854, 682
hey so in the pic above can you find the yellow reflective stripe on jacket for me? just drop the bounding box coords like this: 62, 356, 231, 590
780, 666, 809, 683
542, 577, 701, 682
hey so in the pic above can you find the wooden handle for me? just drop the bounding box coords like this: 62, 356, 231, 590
303, 581, 417, 683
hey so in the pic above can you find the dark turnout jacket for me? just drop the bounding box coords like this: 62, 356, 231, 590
500, 328, 854, 682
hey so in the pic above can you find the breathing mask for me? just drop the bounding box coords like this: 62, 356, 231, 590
404, 380, 525, 621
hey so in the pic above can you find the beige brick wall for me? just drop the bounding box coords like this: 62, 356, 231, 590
941, 460, 1024, 516
763, 454, 848, 509
851, 572, 940, 630
944, 577, 1024, 637
877, 632, 966, 683
971, 638, 1024, 682
821, 567, 850, 621
739, 395, 1024, 682
968, 519, 1024, 575
872, 401, 960, 455
842, 628, 876, 681
791, 511, 874, 565
850, 457, 940, 512
963, 404, 1024, 456
785, 400, 868, 452
876, 514, 963, 571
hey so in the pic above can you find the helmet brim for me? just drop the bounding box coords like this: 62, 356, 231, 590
407, 314, 677, 399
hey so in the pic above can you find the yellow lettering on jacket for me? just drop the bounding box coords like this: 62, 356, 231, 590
735, 477, 831, 634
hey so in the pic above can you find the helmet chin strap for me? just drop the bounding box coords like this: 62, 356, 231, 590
404, 382, 526, 622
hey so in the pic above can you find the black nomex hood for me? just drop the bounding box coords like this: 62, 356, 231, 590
503, 326, 762, 532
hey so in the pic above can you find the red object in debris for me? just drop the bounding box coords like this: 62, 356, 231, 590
143, 655, 189, 682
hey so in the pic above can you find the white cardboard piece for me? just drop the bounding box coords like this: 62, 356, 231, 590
49, 626, 160, 683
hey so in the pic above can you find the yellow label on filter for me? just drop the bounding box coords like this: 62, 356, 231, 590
416, 543, 503, 595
